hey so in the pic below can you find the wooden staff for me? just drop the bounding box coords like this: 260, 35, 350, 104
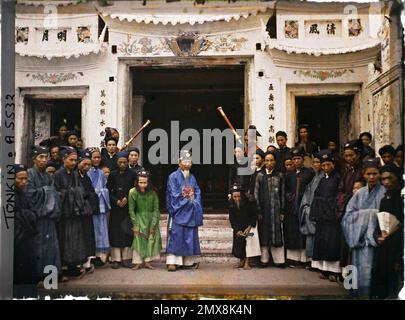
119, 119, 151, 151
217, 106, 243, 145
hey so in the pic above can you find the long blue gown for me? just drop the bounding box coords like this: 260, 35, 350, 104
88, 167, 111, 252
166, 168, 203, 257
341, 183, 386, 298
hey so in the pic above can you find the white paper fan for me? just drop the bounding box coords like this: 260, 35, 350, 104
377, 211, 400, 236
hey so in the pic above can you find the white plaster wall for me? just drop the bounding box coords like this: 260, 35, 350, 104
14, 3, 402, 160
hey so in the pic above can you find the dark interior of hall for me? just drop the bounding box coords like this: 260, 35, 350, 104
133, 66, 245, 210
296, 95, 353, 151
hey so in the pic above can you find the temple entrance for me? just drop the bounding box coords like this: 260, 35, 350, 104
296, 95, 353, 151
133, 66, 245, 210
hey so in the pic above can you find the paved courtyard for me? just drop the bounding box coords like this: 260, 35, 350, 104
39, 262, 349, 299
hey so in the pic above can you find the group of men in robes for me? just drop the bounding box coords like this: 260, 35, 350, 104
228, 126, 404, 299
13, 123, 205, 296
12, 121, 404, 299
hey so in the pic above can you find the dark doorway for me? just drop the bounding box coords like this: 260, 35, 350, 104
133, 66, 245, 211
26, 98, 81, 165
296, 96, 352, 151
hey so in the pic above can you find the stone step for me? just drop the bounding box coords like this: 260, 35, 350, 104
161, 238, 233, 252
160, 219, 231, 228
160, 213, 229, 220
157, 252, 238, 264
160, 228, 233, 240
158, 213, 234, 263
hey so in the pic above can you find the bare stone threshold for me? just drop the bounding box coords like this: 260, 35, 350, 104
38, 263, 349, 299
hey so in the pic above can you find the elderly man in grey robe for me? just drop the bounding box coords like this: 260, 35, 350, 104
342, 158, 386, 298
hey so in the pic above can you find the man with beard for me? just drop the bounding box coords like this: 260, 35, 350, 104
284, 147, 314, 267
25, 146, 62, 282
166, 150, 203, 272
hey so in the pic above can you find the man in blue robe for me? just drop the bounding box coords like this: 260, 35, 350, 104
342, 158, 386, 298
166, 150, 203, 272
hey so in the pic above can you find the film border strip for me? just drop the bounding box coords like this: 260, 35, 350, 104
1, 0, 16, 300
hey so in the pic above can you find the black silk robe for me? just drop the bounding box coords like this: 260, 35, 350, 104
78, 171, 100, 259
371, 190, 404, 299
310, 171, 342, 261
53, 167, 87, 266
107, 168, 136, 248
14, 189, 38, 285
255, 169, 285, 247
284, 167, 315, 250
25, 167, 61, 279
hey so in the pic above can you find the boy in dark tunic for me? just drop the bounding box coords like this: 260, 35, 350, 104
14, 164, 38, 297
77, 150, 100, 273
371, 164, 404, 299
229, 184, 258, 269
107, 151, 136, 269
25, 146, 62, 282
336, 140, 363, 275
284, 147, 314, 266
54, 146, 88, 278
310, 150, 342, 282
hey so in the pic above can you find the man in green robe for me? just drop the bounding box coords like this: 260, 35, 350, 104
128, 170, 162, 269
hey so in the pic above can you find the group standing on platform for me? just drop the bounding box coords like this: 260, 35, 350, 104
13, 122, 404, 299
228, 127, 404, 299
